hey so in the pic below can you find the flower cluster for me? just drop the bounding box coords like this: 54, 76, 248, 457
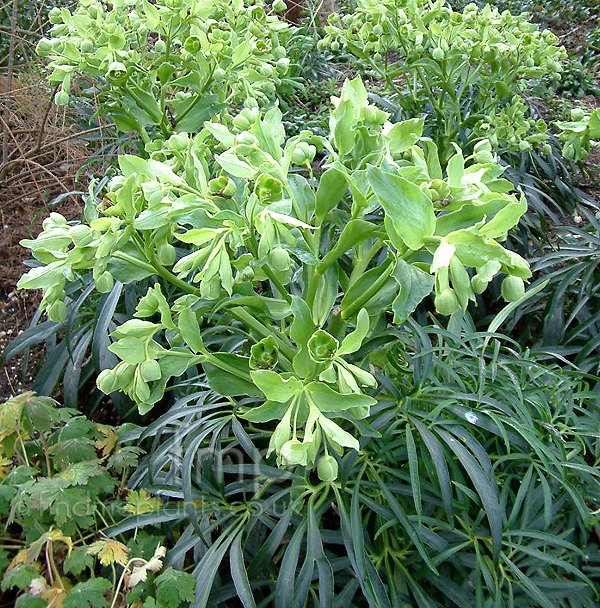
37, 0, 290, 139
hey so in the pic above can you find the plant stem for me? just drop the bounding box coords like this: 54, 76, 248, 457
263, 265, 293, 304
112, 251, 156, 275
229, 307, 296, 362
342, 257, 395, 320
347, 240, 382, 289
39, 432, 52, 478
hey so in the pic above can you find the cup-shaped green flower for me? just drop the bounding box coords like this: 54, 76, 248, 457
308, 330, 339, 363
208, 176, 237, 198
250, 336, 279, 370
106, 61, 128, 85
184, 35, 201, 53
254, 174, 283, 204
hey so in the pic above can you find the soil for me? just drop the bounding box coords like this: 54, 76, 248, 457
0, 71, 92, 402
0, 289, 41, 399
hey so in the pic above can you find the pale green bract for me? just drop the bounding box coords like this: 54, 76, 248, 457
17, 77, 530, 477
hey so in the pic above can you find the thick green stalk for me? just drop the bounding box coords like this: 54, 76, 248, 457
347, 240, 383, 289
342, 257, 395, 320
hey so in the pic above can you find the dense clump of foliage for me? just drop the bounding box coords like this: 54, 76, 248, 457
323, 0, 566, 157
2, 0, 600, 606
36, 0, 292, 140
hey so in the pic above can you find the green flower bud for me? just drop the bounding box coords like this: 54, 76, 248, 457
80, 39, 94, 53
428, 178, 450, 199
268, 247, 291, 272
238, 266, 255, 282
317, 454, 338, 481
273, 46, 286, 59
49, 7, 62, 23
434, 288, 459, 316
235, 144, 254, 156
70, 224, 94, 247
543, 143, 552, 155
260, 64, 274, 78
280, 439, 308, 466
213, 67, 226, 83
501, 275, 524, 302
140, 359, 161, 382
250, 335, 279, 369
330, 40, 340, 52
272, 0, 286, 12
135, 377, 151, 403
155, 39, 166, 53
571, 108, 585, 121
242, 107, 260, 124
373, 24, 383, 36
473, 139, 494, 163
36, 38, 53, 57
562, 143, 575, 160
308, 329, 339, 363
48, 300, 68, 323
275, 57, 290, 76
260, 80, 276, 96
95, 270, 114, 293
470, 274, 488, 295
97, 369, 119, 394
168, 132, 189, 151
46, 212, 68, 227
518, 140, 531, 152
291, 141, 316, 165
432, 47, 445, 61
158, 243, 176, 266
244, 97, 259, 109
54, 90, 70, 107
254, 173, 283, 203
234, 131, 258, 147
363, 105, 388, 125
233, 114, 251, 130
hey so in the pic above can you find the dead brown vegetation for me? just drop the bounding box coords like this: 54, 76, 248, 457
0, 72, 91, 290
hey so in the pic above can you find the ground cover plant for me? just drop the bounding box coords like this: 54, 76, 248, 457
2, 0, 600, 606
0, 392, 197, 607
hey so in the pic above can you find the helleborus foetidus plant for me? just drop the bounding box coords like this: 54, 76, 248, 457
557, 108, 600, 162
37, 0, 290, 142
324, 0, 566, 158
17, 77, 530, 479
